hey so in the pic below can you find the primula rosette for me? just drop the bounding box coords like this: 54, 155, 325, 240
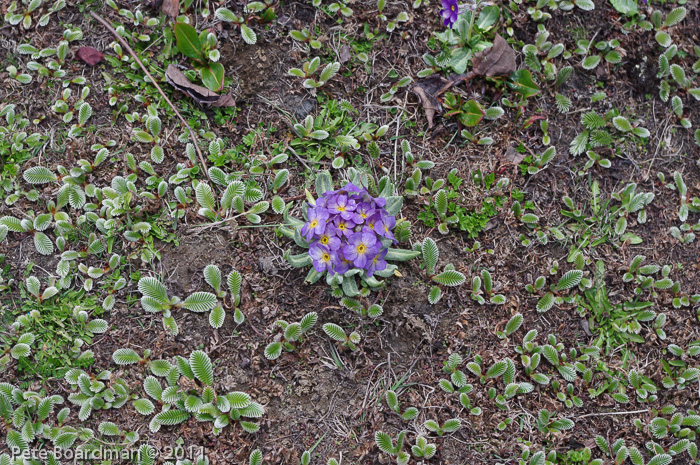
301, 183, 397, 277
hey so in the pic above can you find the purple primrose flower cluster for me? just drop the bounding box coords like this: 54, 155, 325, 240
301, 183, 397, 277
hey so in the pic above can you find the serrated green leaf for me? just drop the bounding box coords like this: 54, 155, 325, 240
241, 24, 257, 44
23, 166, 56, 184
505, 313, 523, 335
432, 269, 466, 286
189, 350, 214, 386
556, 270, 583, 290
537, 292, 555, 312
154, 410, 190, 426
182, 292, 218, 313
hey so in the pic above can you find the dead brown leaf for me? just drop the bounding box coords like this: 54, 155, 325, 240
471, 34, 516, 77
76, 47, 104, 66
165, 64, 236, 107
161, 0, 179, 19
339, 44, 352, 64
503, 146, 526, 165
410, 75, 450, 129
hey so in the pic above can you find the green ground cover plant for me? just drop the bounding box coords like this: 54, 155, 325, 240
1, 0, 700, 463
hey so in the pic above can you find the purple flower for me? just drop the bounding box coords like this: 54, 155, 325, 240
343, 232, 378, 269
317, 231, 341, 250
341, 182, 363, 194
332, 252, 352, 275
377, 212, 397, 241
309, 243, 334, 273
334, 217, 356, 237
301, 207, 329, 241
362, 212, 383, 236
351, 202, 375, 224
366, 248, 388, 277
440, 0, 459, 28
300, 182, 399, 276
327, 194, 357, 220
372, 196, 387, 208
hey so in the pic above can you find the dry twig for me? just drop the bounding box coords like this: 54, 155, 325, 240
89, 11, 211, 181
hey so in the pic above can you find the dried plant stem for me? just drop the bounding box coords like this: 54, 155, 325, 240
576, 408, 649, 419
89, 11, 211, 181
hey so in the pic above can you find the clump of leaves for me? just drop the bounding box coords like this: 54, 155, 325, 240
526, 268, 589, 313
418, 237, 466, 304
64, 368, 129, 421
0, 384, 68, 454
323, 323, 361, 351
264, 312, 318, 360
135, 350, 264, 434
411, 436, 437, 460
418, 171, 508, 237
375, 430, 409, 465
424, 418, 461, 436
4, 0, 66, 29
288, 57, 341, 89
215, 6, 261, 44
2, 285, 107, 377
471, 269, 506, 305
173, 22, 227, 91
569, 110, 650, 169
536, 409, 574, 436
439, 353, 482, 415
575, 38, 622, 71
138, 270, 242, 334
384, 390, 418, 421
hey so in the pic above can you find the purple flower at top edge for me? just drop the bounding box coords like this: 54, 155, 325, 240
334, 216, 356, 237
440, 0, 459, 28
309, 243, 334, 273
301, 207, 329, 242
343, 232, 379, 269
341, 182, 363, 194
366, 248, 388, 277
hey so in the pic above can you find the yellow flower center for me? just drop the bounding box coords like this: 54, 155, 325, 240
310, 219, 318, 228
338, 223, 346, 230
320, 236, 329, 245
357, 244, 367, 254
322, 253, 331, 262
450, 5, 455, 11
337, 205, 345, 211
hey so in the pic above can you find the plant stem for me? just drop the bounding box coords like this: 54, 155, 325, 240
467, 8, 476, 42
